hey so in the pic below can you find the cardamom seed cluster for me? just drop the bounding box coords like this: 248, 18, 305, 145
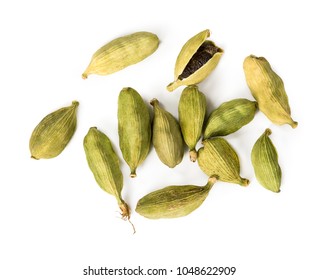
29, 29, 297, 232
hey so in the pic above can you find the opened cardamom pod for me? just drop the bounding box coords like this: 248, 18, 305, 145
136, 176, 218, 219
178, 85, 206, 161
118, 87, 151, 178
150, 98, 184, 168
203, 98, 257, 139
251, 128, 282, 193
82, 31, 159, 79
29, 101, 79, 159
243, 55, 298, 128
167, 29, 223, 91
198, 138, 249, 186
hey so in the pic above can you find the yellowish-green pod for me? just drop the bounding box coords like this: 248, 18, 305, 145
198, 138, 249, 186
29, 101, 79, 159
251, 129, 281, 193
178, 85, 206, 162
243, 55, 298, 128
150, 98, 184, 168
203, 98, 257, 139
136, 176, 218, 219
167, 29, 223, 91
118, 87, 151, 178
83, 127, 130, 221
82, 31, 159, 79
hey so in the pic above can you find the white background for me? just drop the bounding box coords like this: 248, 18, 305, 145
1, 0, 318, 279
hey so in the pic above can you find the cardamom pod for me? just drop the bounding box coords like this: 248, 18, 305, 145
150, 98, 184, 168
167, 29, 223, 91
83, 127, 133, 229
118, 87, 151, 178
29, 101, 79, 159
178, 85, 206, 162
197, 138, 249, 186
243, 55, 298, 128
203, 98, 257, 139
251, 128, 281, 193
82, 31, 159, 79
136, 176, 218, 219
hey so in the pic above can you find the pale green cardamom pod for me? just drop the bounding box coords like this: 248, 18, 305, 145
136, 176, 218, 219
83, 127, 131, 222
178, 85, 206, 162
118, 87, 151, 178
251, 128, 282, 193
82, 31, 159, 79
203, 98, 258, 139
167, 29, 223, 91
150, 98, 184, 168
198, 138, 249, 186
243, 55, 298, 128
29, 101, 79, 159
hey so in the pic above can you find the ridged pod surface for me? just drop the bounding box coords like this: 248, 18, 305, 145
150, 98, 184, 168
198, 138, 249, 186
204, 98, 257, 139
136, 177, 217, 219
118, 87, 151, 178
82, 31, 159, 78
243, 55, 298, 128
29, 101, 79, 159
251, 129, 282, 193
178, 85, 206, 161
167, 29, 223, 91
83, 127, 130, 221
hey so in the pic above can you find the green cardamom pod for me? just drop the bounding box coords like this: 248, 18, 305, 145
136, 176, 218, 219
83, 127, 131, 223
150, 98, 184, 168
82, 31, 159, 79
178, 85, 206, 162
118, 87, 151, 178
167, 29, 223, 91
243, 55, 298, 128
203, 98, 258, 139
29, 101, 79, 159
198, 138, 249, 186
251, 128, 281, 193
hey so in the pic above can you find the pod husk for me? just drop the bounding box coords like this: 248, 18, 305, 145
178, 85, 206, 161
118, 87, 151, 177
251, 128, 282, 193
82, 31, 159, 78
136, 177, 217, 219
167, 29, 223, 91
150, 98, 184, 168
198, 138, 249, 186
243, 55, 298, 128
29, 101, 79, 159
203, 98, 257, 139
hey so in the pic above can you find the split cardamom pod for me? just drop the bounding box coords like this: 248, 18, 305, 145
118, 87, 151, 178
82, 31, 159, 79
83, 127, 131, 223
150, 98, 184, 168
203, 98, 257, 139
243, 55, 298, 128
29, 101, 79, 159
167, 29, 223, 91
251, 128, 281, 193
136, 176, 218, 219
198, 138, 249, 186
178, 85, 206, 162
